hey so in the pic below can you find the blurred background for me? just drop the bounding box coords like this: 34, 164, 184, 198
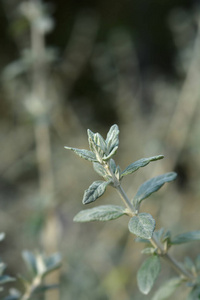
0, 0, 200, 299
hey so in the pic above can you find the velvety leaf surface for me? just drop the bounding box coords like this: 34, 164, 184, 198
74, 205, 126, 222
128, 213, 155, 239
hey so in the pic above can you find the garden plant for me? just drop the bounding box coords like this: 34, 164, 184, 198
65, 124, 200, 300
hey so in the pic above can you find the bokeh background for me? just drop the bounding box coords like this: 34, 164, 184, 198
0, 0, 200, 299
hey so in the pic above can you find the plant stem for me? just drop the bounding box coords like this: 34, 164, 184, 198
108, 165, 194, 281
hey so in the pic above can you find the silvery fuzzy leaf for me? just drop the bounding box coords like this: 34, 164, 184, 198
93, 163, 109, 179
83, 180, 111, 204
171, 231, 200, 245
128, 213, 155, 239
121, 155, 164, 178
137, 255, 160, 295
133, 172, 177, 206
152, 277, 182, 300
64, 147, 97, 162
74, 205, 126, 222
105, 124, 119, 154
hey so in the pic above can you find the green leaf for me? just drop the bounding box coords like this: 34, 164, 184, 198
187, 286, 200, 300
73, 205, 126, 222
133, 172, 177, 205
121, 155, 164, 178
105, 124, 119, 154
43, 253, 61, 276
128, 213, 155, 239
83, 181, 110, 204
152, 277, 182, 300
93, 163, 109, 179
137, 256, 161, 295
64, 147, 97, 162
171, 231, 200, 245
22, 251, 37, 276
0, 275, 15, 284
141, 247, 156, 255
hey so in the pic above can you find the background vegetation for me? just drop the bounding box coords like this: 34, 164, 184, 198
0, 0, 200, 299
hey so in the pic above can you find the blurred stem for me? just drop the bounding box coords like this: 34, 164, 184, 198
106, 160, 194, 281
29, 1, 59, 300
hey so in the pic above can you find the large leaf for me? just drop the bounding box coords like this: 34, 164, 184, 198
133, 172, 177, 205
105, 124, 119, 154
74, 205, 126, 222
137, 256, 161, 295
64, 147, 97, 162
128, 213, 155, 239
121, 155, 164, 178
152, 277, 182, 300
83, 181, 110, 204
171, 231, 200, 245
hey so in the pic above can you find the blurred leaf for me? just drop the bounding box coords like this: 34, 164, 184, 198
0, 263, 6, 275
133, 172, 177, 205
152, 277, 182, 300
83, 180, 110, 204
64, 147, 97, 162
43, 253, 61, 276
0, 276, 15, 284
22, 251, 37, 276
195, 255, 200, 271
121, 155, 164, 178
105, 124, 119, 155
171, 231, 200, 245
0, 233, 5, 242
33, 284, 59, 295
128, 213, 155, 239
184, 257, 195, 273
73, 205, 126, 222
187, 286, 200, 300
36, 254, 46, 276
137, 256, 160, 295
141, 247, 156, 255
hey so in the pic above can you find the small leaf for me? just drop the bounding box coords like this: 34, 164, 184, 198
43, 253, 61, 276
83, 181, 110, 204
128, 213, 155, 239
105, 124, 119, 154
184, 257, 195, 273
22, 251, 37, 276
137, 256, 161, 295
73, 205, 126, 222
133, 172, 177, 205
103, 146, 118, 160
171, 231, 200, 245
141, 247, 156, 255
152, 277, 182, 300
93, 163, 109, 179
94, 133, 106, 153
0, 276, 15, 284
121, 155, 164, 178
64, 147, 97, 162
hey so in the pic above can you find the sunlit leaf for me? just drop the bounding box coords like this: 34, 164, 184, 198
137, 256, 160, 294
128, 213, 155, 239
83, 180, 111, 204
74, 205, 126, 222
121, 155, 164, 178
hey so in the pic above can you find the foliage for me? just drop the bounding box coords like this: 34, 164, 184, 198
65, 124, 200, 299
0, 234, 61, 300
